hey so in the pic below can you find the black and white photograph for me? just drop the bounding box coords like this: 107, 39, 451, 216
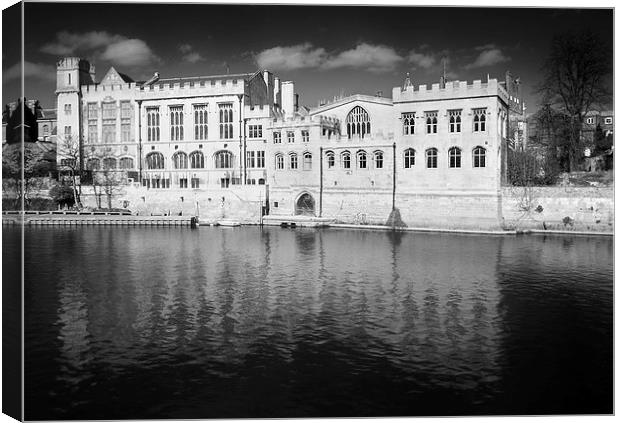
1, 1, 615, 421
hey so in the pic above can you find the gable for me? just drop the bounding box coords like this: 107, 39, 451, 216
100, 67, 134, 85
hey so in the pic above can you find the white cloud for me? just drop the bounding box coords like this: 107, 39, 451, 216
3, 61, 56, 82
322, 43, 403, 72
256, 42, 403, 73
179, 44, 193, 54
255, 43, 326, 71
407, 49, 436, 69
464, 48, 510, 69
99, 39, 160, 67
182, 52, 205, 64
40, 31, 160, 68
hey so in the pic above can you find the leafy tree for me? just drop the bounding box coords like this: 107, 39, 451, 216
49, 184, 75, 209
539, 29, 612, 171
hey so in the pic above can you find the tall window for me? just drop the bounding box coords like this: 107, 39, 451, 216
190, 151, 204, 168
449, 110, 462, 133
374, 151, 384, 169
275, 153, 284, 170
173, 151, 188, 169
341, 151, 351, 169
473, 146, 486, 168
448, 147, 461, 168
402, 112, 415, 135
246, 151, 256, 168
102, 102, 116, 143
146, 152, 165, 169
87, 103, 97, 143
289, 153, 298, 169
248, 125, 262, 138
257, 151, 265, 168
42, 124, 49, 136
303, 152, 312, 170
219, 103, 233, 139
120, 157, 134, 169
357, 150, 367, 169
302, 130, 309, 142
404, 148, 415, 168
120, 101, 131, 143
147, 107, 160, 141
287, 131, 295, 143
170, 106, 184, 141
273, 131, 282, 144
326, 151, 335, 168
426, 148, 438, 168
425, 111, 438, 134
64, 104, 72, 115
346, 106, 371, 139
473, 109, 486, 132
103, 157, 117, 170
194, 104, 208, 140
214, 150, 233, 168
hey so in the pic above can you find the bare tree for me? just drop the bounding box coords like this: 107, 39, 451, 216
86, 150, 125, 209
539, 30, 612, 171
2, 142, 51, 209
57, 135, 83, 208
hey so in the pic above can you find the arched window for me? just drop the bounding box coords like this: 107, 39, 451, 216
473, 146, 486, 168
103, 157, 117, 170
289, 153, 298, 170
173, 151, 188, 169
374, 150, 384, 169
346, 106, 370, 139
426, 148, 438, 168
404, 148, 416, 168
357, 150, 367, 169
87, 158, 100, 170
275, 153, 284, 170
325, 151, 335, 168
214, 150, 233, 168
341, 151, 351, 169
303, 152, 312, 170
42, 124, 49, 135
189, 151, 204, 168
258, 178, 265, 185
119, 157, 134, 169
146, 152, 165, 169
448, 147, 461, 168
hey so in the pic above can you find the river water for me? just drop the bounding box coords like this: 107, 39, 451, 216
12, 226, 612, 418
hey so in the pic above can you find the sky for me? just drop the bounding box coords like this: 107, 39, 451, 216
2, 2, 614, 114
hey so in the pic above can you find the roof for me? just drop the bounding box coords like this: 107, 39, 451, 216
156, 72, 256, 86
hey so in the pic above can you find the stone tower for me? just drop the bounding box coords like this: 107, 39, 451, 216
55, 57, 96, 170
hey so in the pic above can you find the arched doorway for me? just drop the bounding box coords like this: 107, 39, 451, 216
295, 193, 315, 216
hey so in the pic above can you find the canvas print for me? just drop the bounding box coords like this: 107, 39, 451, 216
1, 2, 614, 420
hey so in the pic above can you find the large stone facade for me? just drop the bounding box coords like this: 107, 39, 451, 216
57, 56, 526, 228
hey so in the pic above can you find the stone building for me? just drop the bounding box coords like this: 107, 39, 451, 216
56, 56, 524, 228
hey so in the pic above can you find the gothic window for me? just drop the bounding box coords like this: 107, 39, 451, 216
449, 110, 462, 133
214, 150, 233, 169
357, 150, 367, 169
146, 107, 160, 141
103, 157, 117, 170
121, 103, 131, 143
189, 151, 204, 168
473, 109, 486, 132
303, 152, 312, 170
404, 148, 416, 168
169, 105, 184, 141
275, 153, 284, 170
146, 152, 165, 169
426, 148, 438, 168
194, 104, 208, 140
448, 147, 462, 168
289, 153, 298, 169
119, 157, 134, 169
425, 111, 438, 134
326, 151, 335, 169
346, 106, 371, 139
473, 146, 486, 168
341, 151, 351, 169
219, 103, 233, 139
173, 151, 188, 169
374, 150, 384, 169
402, 112, 415, 135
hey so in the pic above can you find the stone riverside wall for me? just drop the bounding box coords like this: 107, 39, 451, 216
501, 186, 614, 232
78, 184, 613, 232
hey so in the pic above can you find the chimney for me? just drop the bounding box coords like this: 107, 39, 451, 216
142, 72, 160, 87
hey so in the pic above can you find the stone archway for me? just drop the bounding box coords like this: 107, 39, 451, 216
295, 193, 315, 216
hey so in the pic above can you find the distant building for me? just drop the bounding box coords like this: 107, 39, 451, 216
583, 109, 614, 141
